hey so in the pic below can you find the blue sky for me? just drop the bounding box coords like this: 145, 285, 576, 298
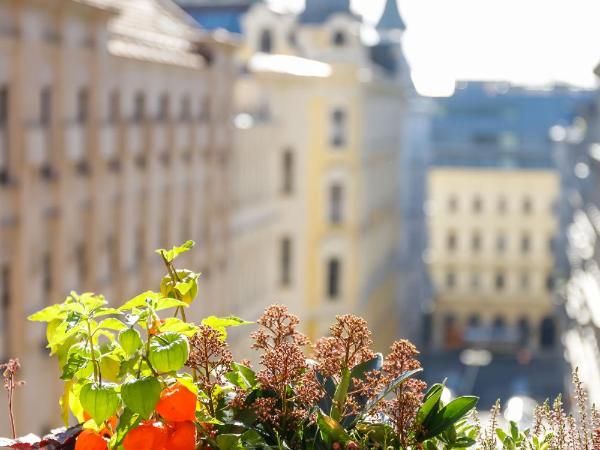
269, 0, 600, 96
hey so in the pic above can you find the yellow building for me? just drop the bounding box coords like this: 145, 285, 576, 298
0, 0, 235, 436
229, 0, 410, 351
427, 168, 559, 351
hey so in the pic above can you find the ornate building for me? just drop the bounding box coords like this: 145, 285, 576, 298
181, 0, 418, 349
0, 0, 235, 435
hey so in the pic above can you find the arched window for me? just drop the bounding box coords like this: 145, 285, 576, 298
332, 30, 346, 46
259, 29, 273, 53
282, 149, 294, 195
326, 258, 341, 300
540, 317, 556, 349
330, 108, 347, 148
329, 183, 344, 224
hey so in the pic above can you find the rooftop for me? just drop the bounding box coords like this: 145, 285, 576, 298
84, 0, 208, 68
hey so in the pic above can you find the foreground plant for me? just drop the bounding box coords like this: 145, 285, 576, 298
8, 241, 482, 449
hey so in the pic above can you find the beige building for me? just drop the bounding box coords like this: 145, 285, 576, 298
226, 0, 411, 351
0, 0, 235, 435
427, 168, 559, 351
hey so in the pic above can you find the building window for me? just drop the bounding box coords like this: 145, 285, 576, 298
330, 108, 347, 148
180, 96, 191, 121
0, 265, 9, 324
332, 30, 346, 46
40, 86, 52, 126
445, 271, 456, 289
496, 233, 506, 253
77, 87, 89, 123
447, 231, 457, 251
282, 149, 294, 195
133, 92, 145, 123
280, 237, 292, 286
329, 183, 344, 224
109, 90, 120, 123
158, 93, 169, 122
472, 196, 482, 213
198, 97, 210, 122
326, 258, 341, 300
494, 271, 505, 291
497, 196, 507, 214
0, 85, 7, 126
42, 252, 52, 298
520, 272, 530, 291
259, 29, 273, 53
107, 234, 118, 277
523, 197, 532, 214
521, 233, 530, 254
75, 243, 87, 284
471, 232, 481, 252
470, 272, 480, 290
448, 196, 458, 213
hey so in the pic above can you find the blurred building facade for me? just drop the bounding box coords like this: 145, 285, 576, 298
0, 0, 235, 435
556, 69, 600, 403
181, 0, 418, 349
427, 82, 589, 352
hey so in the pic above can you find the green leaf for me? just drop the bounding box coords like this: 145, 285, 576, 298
201, 316, 252, 340
79, 382, 120, 424
420, 396, 478, 440
416, 383, 444, 426
225, 363, 257, 389
216, 434, 244, 450
121, 377, 162, 419
350, 353, 383, 381
97, 318, 126, 331
94, 308, 122, 317
155, 298, 189, 312
155, 240, 195, 263
367, 368, 422, 411
118, 291, 161, 311
158, 318, 198, 336
331, 367, 350, 421
317, 412, 351, 446
60, 352, 89, 380
28, 304, 64, 322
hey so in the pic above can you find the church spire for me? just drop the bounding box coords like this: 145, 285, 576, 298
377, 0, 406, 31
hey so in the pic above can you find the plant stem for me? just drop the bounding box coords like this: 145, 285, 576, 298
87, 320, 101, 385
